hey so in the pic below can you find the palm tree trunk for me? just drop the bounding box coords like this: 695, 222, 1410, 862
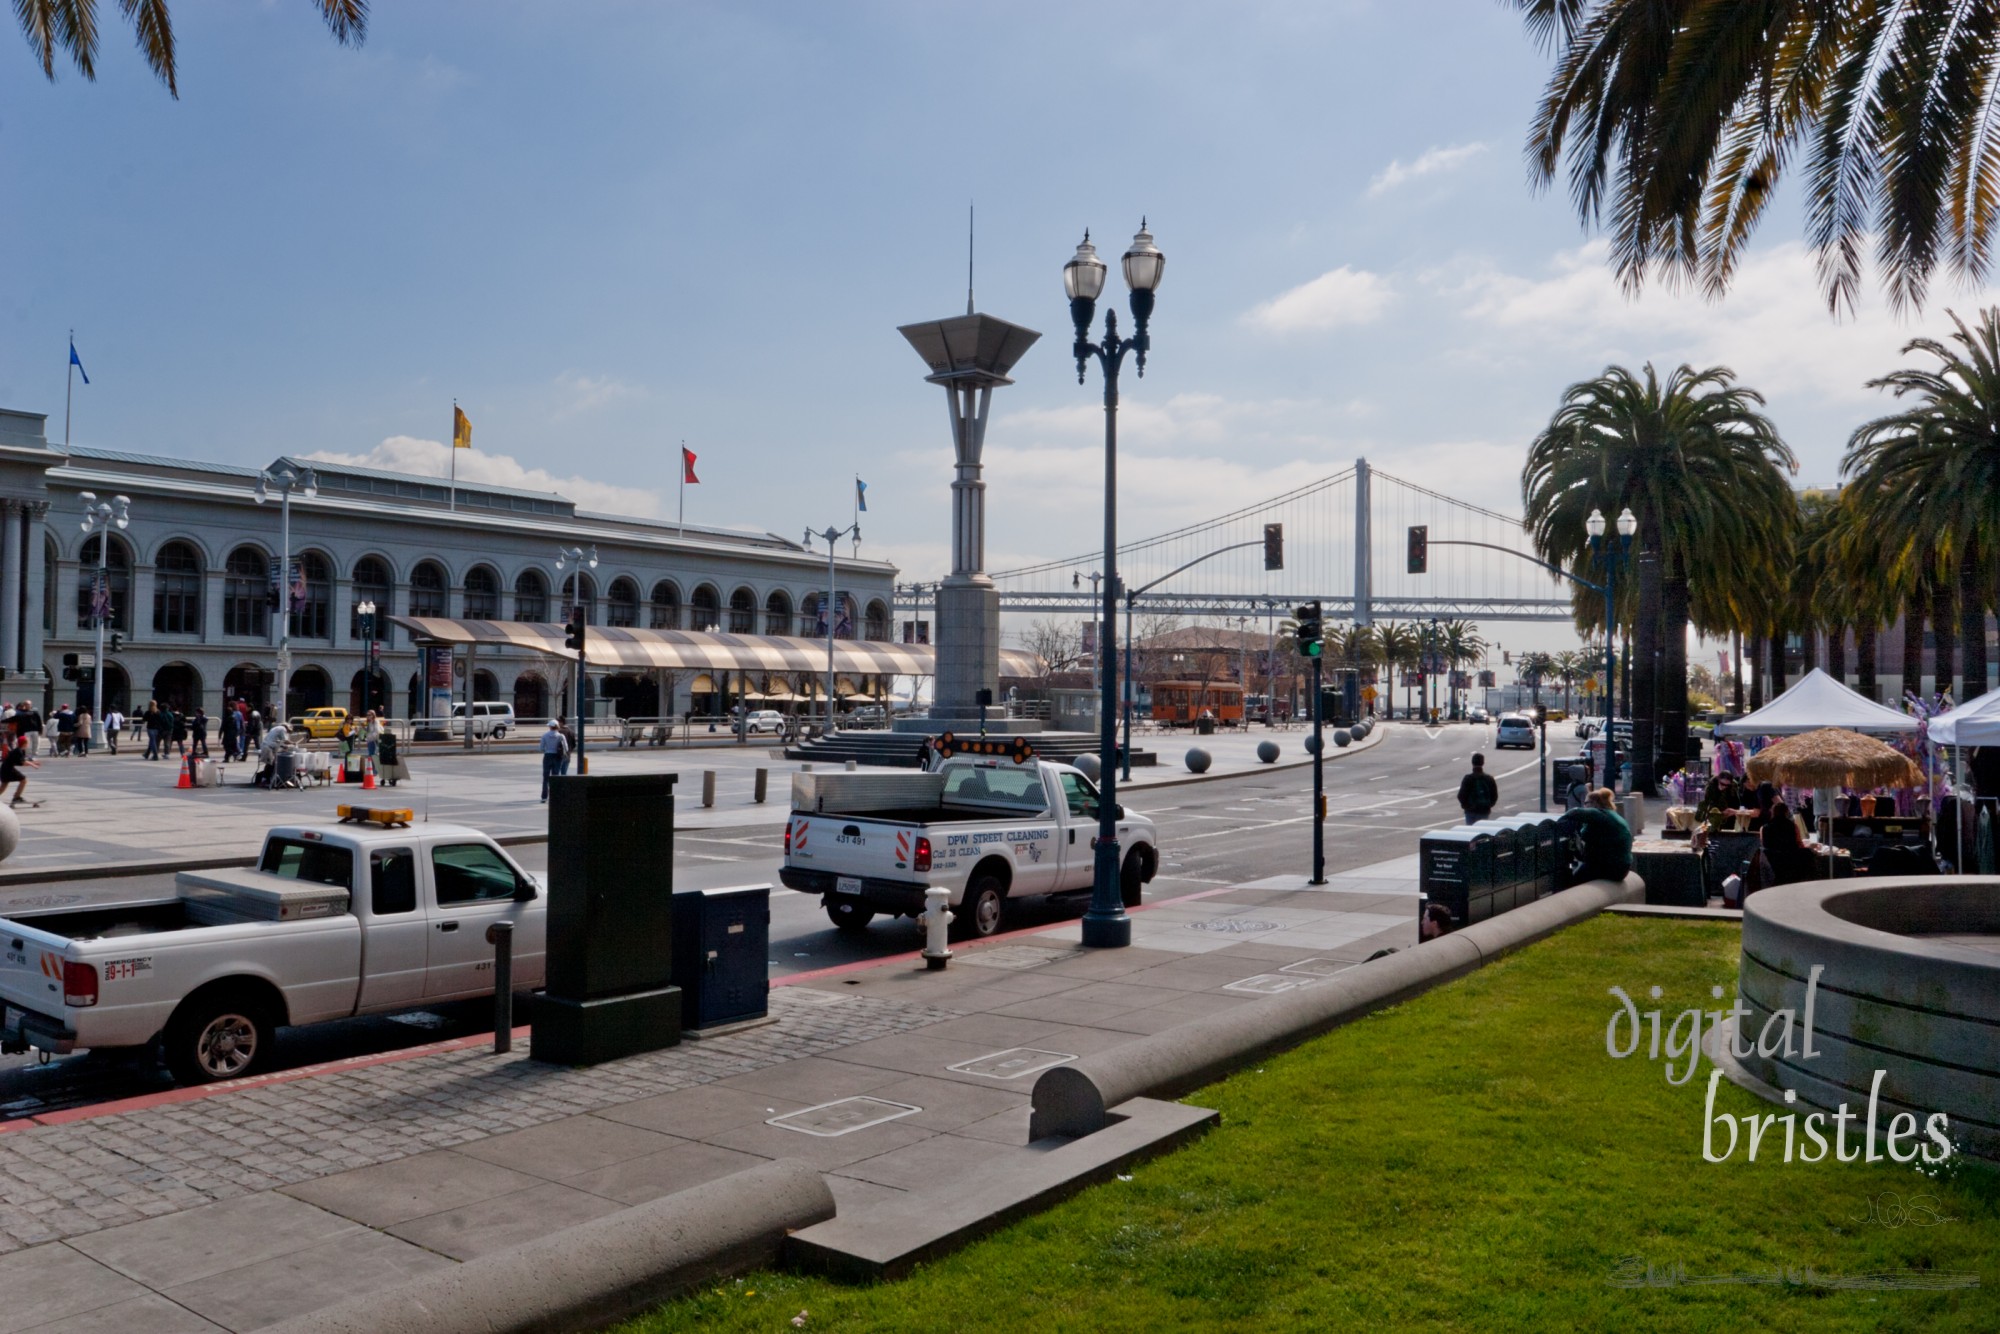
1933, 575, 1957, 701
1733, 629, 1745, 712
1768, 629, 1788, 695
1961, 538, 1987, 701
1826, 624, 1847, 684
1857, 625, 1878, 700
1630, 524, 1661, 794
1801, 627, 1819, 673
1902, 595, 1925, 703
1749, 633, 1764, 709
1659, 560, 1688, 779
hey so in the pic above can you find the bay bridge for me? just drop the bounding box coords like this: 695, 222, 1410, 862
895, 459, 1575, 626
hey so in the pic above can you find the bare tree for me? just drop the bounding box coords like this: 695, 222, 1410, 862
1021, 618, 1083, 683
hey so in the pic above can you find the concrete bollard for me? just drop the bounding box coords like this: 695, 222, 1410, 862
846, 759, 858, 771
1072, 753, 1101, 782
921, 887, 952, 971
754, 768, 768, 803
1334, 729, 1352, 747
1184, 748, 1212, 774
485, 922, 514, 1055
1256, 740, 1279, 763
702, 770, 716, 808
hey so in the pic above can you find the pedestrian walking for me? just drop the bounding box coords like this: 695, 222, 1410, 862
246, 710, 264, 755
16, 703, 42, 759
190, 708, 210, 759
235, 702, 252, 760
1457, 753, 1497, 825
0, 736, 38, 808
364, 711, 382, 763
166, 705, 186, 758
539, 719, 569, 802
143, 702, 161, 760
104, 707, 123, 755
556, 715, 575, 776
73, 709, 91, 757
219, 706, 239, 761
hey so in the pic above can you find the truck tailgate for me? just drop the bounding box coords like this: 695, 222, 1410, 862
787, 813, 924, 887
0, 918, 79, 1014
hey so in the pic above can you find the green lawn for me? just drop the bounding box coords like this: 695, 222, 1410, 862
618, 916, 1998, 1333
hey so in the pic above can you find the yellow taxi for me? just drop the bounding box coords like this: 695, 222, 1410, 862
294, 707, 350, 739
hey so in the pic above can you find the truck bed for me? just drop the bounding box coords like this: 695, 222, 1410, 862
4, 898, 197, 941
821, 804, 1044, 826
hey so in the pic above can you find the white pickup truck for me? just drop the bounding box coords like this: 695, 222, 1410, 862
0, 821, 545, 1085
780, 756, 1159, 939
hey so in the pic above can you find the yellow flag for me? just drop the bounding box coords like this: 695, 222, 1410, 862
452, 405, 472, 450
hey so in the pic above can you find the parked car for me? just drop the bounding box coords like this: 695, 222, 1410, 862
742, 709, 786, 736
292, 707, 349, 739
449, 701, 517, 739
845, 705, 888, 728
1495, 714, 1538, 750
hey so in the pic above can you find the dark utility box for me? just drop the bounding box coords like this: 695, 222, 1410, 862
1419, 827, 1493, 928
671, 886, 771, 1031
547, 772, 677, 999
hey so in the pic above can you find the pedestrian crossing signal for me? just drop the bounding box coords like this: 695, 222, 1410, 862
563, 607, 587, 653
1407, 525, 1428, 574
1263, 523, 1284, 571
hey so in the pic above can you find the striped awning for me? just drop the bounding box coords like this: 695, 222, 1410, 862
391, 616, 1041, 677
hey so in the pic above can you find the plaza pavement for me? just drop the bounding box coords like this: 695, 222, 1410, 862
0, 853, 1421, 1332
1, 725, 1367, 880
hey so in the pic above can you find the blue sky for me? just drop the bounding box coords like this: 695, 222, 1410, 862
6, 0, 1994, 654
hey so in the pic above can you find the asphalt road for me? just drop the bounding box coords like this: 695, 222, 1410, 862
0, 722, 1547, 1118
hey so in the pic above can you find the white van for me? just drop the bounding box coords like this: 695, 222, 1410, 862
450, 701, 516, 739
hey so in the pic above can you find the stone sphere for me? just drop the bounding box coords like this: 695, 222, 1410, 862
1072, 753, 1101, 783
0, 805, 19, 864
1256, 740, 1280, 764
1184, 748, 1212, 774
1305, 734, 1322, 755
1334, 729, 1353, 747
1353, 720, 1371, 739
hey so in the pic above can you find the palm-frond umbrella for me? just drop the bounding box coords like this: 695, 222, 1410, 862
1747, 729, 1925, 877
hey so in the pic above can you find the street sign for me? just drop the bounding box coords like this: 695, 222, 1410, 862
77, 653, 96, 668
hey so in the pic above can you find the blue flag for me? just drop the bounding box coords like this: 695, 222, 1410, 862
855, 477, 868, 512
69, 339, 88, 384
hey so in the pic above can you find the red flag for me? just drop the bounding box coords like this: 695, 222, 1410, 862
682, 447, 699, 485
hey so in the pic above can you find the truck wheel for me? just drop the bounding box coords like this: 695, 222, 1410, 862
953, 875, 1006, 941
1120, 850, 1148, 908
164, 992, 273, 1085
826, 899, 875, 932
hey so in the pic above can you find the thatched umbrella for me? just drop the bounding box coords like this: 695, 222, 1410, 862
1746, 728, 1924, 790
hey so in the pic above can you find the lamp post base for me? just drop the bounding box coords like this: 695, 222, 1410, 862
1080, 911, 1131, 949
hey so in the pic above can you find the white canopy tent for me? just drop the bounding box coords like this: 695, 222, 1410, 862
1714, 668, 1919, 737
1926, 690, 2000, 747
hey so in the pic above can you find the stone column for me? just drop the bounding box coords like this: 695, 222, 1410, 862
0, 502, 21, 673
22, 503, 49, 686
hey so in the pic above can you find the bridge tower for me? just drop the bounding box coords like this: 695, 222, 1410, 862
896, 309, 1041, 731
1353, 456, 1372, 627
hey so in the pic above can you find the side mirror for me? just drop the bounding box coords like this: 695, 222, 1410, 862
514, 876, 539, 902
1115, 804, 1126, 820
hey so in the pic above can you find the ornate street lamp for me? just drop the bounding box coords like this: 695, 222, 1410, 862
555, 544, 598, 769
1587, 507, 1637, 790
1066, 220, 1164, 949
356, 599, 378, 717
255, 462, 316, 721
78, 491, 130, 744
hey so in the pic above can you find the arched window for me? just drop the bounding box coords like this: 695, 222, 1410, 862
801, 593, 856, 638
351, 556, 393, 644
290, 551, 332, 640
764, 591, 793, 636
865, 599, 890, 641
648, 581, 680, 630
75, 534, 133, 633
728, 587, 757, 634
557, 570, 596, 622
514, 570, 548, 623
464, 566, 500, 620
222, 545, 271, 637
607, 577, 640, 628
409, 561, 448, 618
152, 541, 203, 635
690, 585, 721, 632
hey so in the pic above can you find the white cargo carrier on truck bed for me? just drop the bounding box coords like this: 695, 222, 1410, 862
780, 756, 1159, 938
0, 822, 545, 1085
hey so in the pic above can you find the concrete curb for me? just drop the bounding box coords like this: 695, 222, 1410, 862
1120, 722, 1386, 790
262, 1158, 833, 1334
1029, 872, 1644, 1138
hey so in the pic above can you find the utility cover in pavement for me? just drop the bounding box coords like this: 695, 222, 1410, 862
1279, 958, 1351, 977
947, 1048, 1077, 1080
955, 945, 1071, 971
1224, 973, 1322, 995
1188, 918, 1281, 934
769, 1097, 921, 1137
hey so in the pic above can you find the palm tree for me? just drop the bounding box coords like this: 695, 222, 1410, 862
16, 0, 363, 96
1524, 363, 1796, 794
1844, 309, 2000, 704
1436, 620, 1487, 719
1513, 1, 2000, 314
1375, 622, 1419, 720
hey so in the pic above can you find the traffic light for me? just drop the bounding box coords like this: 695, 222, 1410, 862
1294, 601, 1323, 658
109, 632, 124, 654
564, 605, 587, 653
61, 652, 79, 682
1263, 522, 1284, 571
1407, 525, 1428, 574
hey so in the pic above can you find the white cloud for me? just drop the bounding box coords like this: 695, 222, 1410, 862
1443, 238, 2000, 405
304, 436, 666, 518
552, 371, 642, 415
1367, 142, 1487, 197
1242, 267, 1394, 332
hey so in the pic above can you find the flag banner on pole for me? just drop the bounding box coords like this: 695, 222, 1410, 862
1718, 649, 1731, 676
682, 447, 699, 485
290, 560, 306, 613
69, 339, 89, 384
855, 477, 868, 512
89, 572, 110, 624
452, 406, 472, 450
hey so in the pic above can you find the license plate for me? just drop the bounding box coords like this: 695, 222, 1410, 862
836, 876, 863, 896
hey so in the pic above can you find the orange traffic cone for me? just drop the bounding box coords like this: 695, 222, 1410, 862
361, 756, 376, 791
176, 754, 193, 789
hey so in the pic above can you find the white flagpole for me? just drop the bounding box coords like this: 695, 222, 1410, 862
679, 440, 686, 539
64, 330, 74, 453
449, 399, 458, 513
